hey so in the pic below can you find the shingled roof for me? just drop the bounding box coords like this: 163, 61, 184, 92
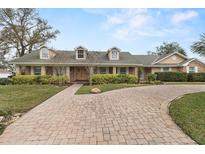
10, 49, 144, 66
11, 49, 198, 67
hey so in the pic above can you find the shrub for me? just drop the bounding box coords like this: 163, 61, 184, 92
0, 78, 11, 85
0, 110, 12, 117
12, 75, 36, 84
39, 75, 52, 84
91, 74, 137, 84
12, 75, 69, 85
155, 72, 188, 82
50, 76, 69, 85
188, 73, 205, 82
147, 74, 157, 82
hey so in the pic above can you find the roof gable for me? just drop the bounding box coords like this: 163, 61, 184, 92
152, 52, 188, 65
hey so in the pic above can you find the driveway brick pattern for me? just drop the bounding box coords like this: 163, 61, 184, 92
0, 84, 205, 145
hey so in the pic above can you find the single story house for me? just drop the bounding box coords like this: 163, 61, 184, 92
10, 46, 205, 82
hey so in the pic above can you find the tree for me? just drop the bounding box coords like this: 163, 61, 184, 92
152, 42, 187, 56
191, 33, 205, 56
147, 51, 157, 55
0, 8, 59, 57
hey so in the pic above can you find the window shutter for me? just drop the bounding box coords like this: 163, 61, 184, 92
186, 66, 189, 73
195, 66, 198, 73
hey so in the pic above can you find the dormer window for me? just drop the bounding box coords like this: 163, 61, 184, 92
112, 50, 118, 59
40, 47, 49, 59
77, 50, 85, 59
75, 46, 87, 60
108, 47, 120, 60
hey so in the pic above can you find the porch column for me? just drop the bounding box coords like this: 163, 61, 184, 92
30, 66, 34, 75
53, 67, 56, 76
89, 66, 94, 85
16, 65, 20, 75
66, 66, 70, 82
134, 67, 138, 77
113, 66, 116, 74
90, 66, 94, 75
41, 66, 46, 75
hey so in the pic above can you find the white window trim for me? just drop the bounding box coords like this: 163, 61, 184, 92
97, 67, 109, 74
195, 66, 198, 73
161, 67, 171, 72
187, 66, 198, 73
110, 51, 119, 60
76, 50, 86, 60
117, 67, 129, 74
40, 48, 49, 59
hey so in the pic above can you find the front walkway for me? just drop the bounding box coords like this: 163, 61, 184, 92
0, 84, 205, 144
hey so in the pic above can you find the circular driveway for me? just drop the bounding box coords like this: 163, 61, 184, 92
0, 84, 205, 145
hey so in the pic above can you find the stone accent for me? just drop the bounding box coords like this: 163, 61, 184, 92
66, 66, 70, 81
113, 66, 116, 74
41, 66, 46, 75
134, 67, 138, 77
15, 65, 20, 75
30, 66, 34, 75
90, 88, 101, 94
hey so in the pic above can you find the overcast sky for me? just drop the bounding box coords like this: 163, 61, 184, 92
39, 8, 205, 61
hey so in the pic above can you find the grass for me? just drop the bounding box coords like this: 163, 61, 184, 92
169, 92, 205, 144
0, 85, 66, 113
75, 83, 143, 95
0, 84, 66, 135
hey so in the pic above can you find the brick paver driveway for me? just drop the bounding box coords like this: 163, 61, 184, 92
0, 84, 205, 145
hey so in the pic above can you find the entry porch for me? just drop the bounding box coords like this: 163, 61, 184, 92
15, 65, 139, 83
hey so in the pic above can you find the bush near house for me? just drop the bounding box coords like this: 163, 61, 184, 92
155, 72, 205, 82
147, 74, 157, 82
91, 74, 138, 84
155, 72, 188, 82
187, 73, 205, 82
0, 78, 12, 85
12, 75, 69, 85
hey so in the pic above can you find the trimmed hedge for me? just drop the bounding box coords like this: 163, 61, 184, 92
155, 72, 205, 82
91, 74, 138, 84
147, 74, 157, 82
12, 75, 69, 85
155, 72, 188, 82
188, 73, 205, 82
0, 78, 12, 85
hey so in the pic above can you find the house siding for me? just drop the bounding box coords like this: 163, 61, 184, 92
187, 60, 205, 73
158, 54, 185, 64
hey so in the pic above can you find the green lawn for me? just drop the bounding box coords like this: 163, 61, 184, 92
75, 84, 143, 95
0, 85, 66, 113
169, 92, 205, 144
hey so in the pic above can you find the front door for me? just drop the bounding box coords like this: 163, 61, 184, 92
75, 67, 89, 81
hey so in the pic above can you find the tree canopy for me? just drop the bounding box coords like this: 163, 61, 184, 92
148, 42, 187, 56
0, 8, 59, 57
191, 33, 205, 56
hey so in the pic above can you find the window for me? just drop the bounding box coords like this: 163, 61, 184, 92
41, 48, 49, 59
99, 67, 107, 74
119, 67, 127, 74
112, 51, 118, 59
161, 67, 169, 72
34, 66, 41, 75
77, 50, 84, 59
189, 67, 195, 73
